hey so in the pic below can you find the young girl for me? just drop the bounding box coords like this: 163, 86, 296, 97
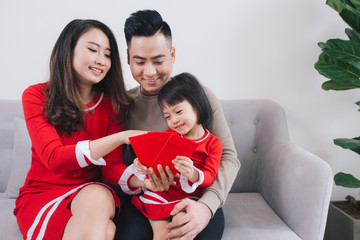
14, 19, 145, 240
128, 72, 223, 240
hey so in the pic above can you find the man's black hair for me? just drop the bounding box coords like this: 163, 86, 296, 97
124, 9, 172, 46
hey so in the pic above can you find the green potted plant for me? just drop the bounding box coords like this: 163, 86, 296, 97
315, 0, 360, 239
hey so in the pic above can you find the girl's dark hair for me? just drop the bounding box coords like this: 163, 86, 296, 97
44, 19, 132, 134
124, 9, 172, 46
158, 72, 213, 128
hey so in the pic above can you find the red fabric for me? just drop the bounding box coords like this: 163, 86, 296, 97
16, 183, 119, 240
131, 129, 222, 220
14, 83, 126, 239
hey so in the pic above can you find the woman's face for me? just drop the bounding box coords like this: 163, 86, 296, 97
72, 28, 111, 89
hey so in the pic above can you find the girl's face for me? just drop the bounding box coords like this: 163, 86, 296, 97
72, 28, 111, 90
162, 100, 203, 139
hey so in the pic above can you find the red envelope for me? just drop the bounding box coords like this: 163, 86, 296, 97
129, 132, 198, 176
128, 132, 149, 165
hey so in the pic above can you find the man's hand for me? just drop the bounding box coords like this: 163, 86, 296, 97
166, 199, 211, 240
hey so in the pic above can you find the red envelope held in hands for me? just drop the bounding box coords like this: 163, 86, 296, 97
129, 132, 198, 176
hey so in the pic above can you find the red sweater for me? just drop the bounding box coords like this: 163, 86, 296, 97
18, 83, 127, 197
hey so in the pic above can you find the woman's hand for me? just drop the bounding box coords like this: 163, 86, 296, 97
88, 130, 146, 160
173, 156, 198, 183
118, 130, 147, 145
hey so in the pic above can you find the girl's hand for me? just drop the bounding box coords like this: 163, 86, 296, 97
128, 161, 175, 191
173, 156, 199, 183
143, 165, 177, 192
134, 158, 151, 175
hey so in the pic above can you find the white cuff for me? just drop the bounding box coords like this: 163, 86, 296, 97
76, 142, 88, 168
119, 164, 144, 195
76, 140, 106, 167
180, 166, 204, 193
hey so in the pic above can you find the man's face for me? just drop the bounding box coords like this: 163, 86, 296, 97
127, 32, 176, 96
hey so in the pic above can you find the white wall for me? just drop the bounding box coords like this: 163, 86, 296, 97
1, 0, 360, 200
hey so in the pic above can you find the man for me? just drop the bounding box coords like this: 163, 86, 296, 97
117, 10, 240, 240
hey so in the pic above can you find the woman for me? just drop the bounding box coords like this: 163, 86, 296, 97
14, 19, 143, 240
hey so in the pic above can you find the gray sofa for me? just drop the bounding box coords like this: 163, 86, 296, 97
0, 99, 333, 240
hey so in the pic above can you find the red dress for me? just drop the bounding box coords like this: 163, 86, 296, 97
120, 128, 222, 220
14, 83, 128, 239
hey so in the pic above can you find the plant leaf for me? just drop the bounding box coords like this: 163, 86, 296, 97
318, 42, 326, 49
327, 0, 354, 13
334, 137, 360, 148
334, 172, 360, 188
345, 28, 360, 45
340, 9, 360, 34
322, 80, 360, 90
327, 0, 360, 30
334, 137, 360, 154
350, 0, 360, 10
315, 52, 360, 84
321, 39, 360, 68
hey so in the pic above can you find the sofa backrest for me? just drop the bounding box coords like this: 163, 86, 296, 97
0, 99, 290, 194
0, 100, 24, 192
221, 99, 290, 193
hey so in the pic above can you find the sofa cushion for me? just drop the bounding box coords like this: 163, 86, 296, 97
1, 117, 31, 199
222, 193, 301, 240
0, 148, 13, 192
0, 197, 22, 239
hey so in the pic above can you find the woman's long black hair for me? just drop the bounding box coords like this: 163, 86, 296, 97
44, 19, 132, 134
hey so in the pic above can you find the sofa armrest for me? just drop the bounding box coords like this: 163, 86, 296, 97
257, 140, 333, 240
